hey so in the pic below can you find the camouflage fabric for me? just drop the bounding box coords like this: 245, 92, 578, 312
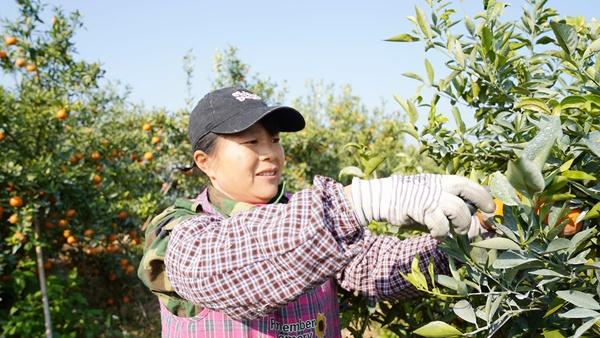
137, 182, 288, 317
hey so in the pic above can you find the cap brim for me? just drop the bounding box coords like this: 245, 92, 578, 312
212, 105, 305, 134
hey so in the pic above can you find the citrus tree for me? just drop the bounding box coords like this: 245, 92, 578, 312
378, 0, 600, 336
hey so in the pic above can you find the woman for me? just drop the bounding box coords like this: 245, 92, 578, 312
138, 86, 495, 337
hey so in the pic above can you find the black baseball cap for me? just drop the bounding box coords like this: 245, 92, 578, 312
188, 87, 305, 149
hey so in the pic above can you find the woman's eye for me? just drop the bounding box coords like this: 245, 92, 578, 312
243, 140, 258, 144
273, 137, 280, 143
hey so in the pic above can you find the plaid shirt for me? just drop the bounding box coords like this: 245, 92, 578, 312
163, 176, 448, 337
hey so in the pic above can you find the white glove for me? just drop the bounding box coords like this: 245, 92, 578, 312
350, 174, 495, 240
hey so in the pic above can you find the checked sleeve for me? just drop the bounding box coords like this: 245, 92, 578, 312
336, 231, 449, 301
164, 176, 365, 321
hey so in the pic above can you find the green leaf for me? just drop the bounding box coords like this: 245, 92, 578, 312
506, 157, 545, 194
515, 98, 551, 114
453, 300, 477, 324
415, 6, 433, 40
561, 170, 596, 181
520, 115, 562, 171
556, 290, 600, 310
413, 321, 462, 337
338, 166, 364, 179
434, 275, 459, 291
544, 238, 573, 253
560, 96, 587, 110
363, 155, 386, 177
550, 21, 579, 56
581, 131, 600, 158
493, 251, 539, 269
385, 33, 420, 42
471, 237, 521, 251
582, 37, 600, 59
583, 202, 600, 220
403, 72, 424, 82
489, 172, 520, 206
559, 308, 600, 318
451, 106, 465, 134
424, 59, 434, 84
536, 36, 555, 45
529, 269, 566, 278
542, 330, 565, 338
573, 316, 600, 338
399, 122, 419, 140
544, 298, 566, 318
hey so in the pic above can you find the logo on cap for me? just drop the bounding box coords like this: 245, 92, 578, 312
232, 91, 262, 102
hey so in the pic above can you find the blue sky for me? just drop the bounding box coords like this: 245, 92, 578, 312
1, 0, 598, 117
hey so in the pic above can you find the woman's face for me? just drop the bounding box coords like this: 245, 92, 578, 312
196, 122, 284, 204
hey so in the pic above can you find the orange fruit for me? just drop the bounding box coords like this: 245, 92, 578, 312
130, 238, 140, 246
107, 234, 118, 242
66, 235, 77, 245
106, 297, 114, 306
63, 229, 72, 238
13, 231, 25, 242
117, 210, 128, 221
493, 199, 504, 217
26, 64, 36, 72
55, 109, 68, 121
122, 295, 130, 303
8, 214, 18, 224
106, 244, 119, 253
15, 58, 26, 67
151, 136, 160, 145
90, 151, 101, 161
143, 152, 153, 161
562, 208, 583, 236
66, 209, 77, 218
69, 155, 81, 164
83, 229, 94, 237
9, 196, 23, 208
119, 258, 129, 267
0, 50, 7, 59
100, 139, 109, 146
142, 123, 152, 131
125, 265, 135, 275
44, 221, 55, 229
92, 175, 102, 185
4, 36, 17, 46
0, 131, 5, 141
43, 261, 53, 270
58, 219, 68, 228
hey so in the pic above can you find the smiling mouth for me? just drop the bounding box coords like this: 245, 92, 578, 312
256, 170, 278, 176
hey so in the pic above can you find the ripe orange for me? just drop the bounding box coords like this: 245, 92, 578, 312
117, 210, 128, 221
9, 196, 23, 208
8, 214, 18, 224
106, 243, 119, 253
100, 139, 109, 146
90, 151, 101, 161
92, 175, 102, 185
107, 234, 118, 242
83, 229, 95, 237
151, 136, 160, 145
66, 235, 77, 245
0, 131, 5, 141
562, 208, 583, 236
69, 155, 81, 164
143, 151, 153, 161
66, 209, 77, 218
493, 199, 504, 217
0, 50, 7, 59
4, 36, 17, 46
58, 219, 68, 228
55, 109, 68, 121
125, 265, 135, 275
106, 297, 114, 306
63, 229, 72, 238
43, 261, 53, 270
13, 231, 25, 242
119, 258, 129, 267
142, 123, 152, 131
122, 295, 130, 303
26, 64, 36, 72
15, 58, 26, 67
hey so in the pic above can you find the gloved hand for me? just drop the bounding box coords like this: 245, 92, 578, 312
349, 174, 495, 240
